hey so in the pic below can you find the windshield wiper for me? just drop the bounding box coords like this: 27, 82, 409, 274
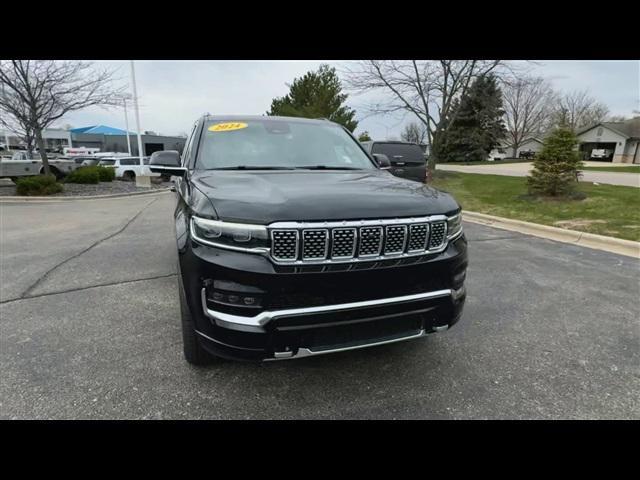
294, 165, 361, 170
210, 166, 295, 170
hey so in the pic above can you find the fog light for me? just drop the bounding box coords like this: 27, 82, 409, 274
212, 292, 224, 301
453, 270, 466, 285
451, 285, 466, 301
243, 297, 256, 306
227, 295, 240, 303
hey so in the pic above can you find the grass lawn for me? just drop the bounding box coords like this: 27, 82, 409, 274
431, 171, 640, 241
580, 166, 640, 174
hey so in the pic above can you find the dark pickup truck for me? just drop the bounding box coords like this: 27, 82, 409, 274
360, 140, 427, 183
150, 115, 467, 364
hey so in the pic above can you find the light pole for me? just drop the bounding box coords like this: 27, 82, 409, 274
122, 96, 132, 156
129, 61, 144, 167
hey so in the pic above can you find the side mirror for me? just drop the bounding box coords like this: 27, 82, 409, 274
372, 153, 391, 169
149, 150, 186, 177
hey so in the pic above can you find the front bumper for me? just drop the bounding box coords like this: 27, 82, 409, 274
180, 233, 468, 361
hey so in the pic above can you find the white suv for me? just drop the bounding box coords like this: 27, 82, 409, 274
97, 156, 157, 180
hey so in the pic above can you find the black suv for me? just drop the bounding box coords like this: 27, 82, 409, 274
150, 116, 467, 364
360, 140, 427, 183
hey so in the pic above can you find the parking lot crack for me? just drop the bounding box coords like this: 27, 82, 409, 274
1, 272, 176, 305
17, 197, 159, 299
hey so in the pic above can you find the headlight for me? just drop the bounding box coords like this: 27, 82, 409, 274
190, 216, 270, 253
447, 213, 463, 239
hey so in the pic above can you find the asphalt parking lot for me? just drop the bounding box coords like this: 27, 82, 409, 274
1, 192, 638, 419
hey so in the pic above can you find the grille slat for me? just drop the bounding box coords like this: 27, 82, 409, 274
302, 229, 328, 260
384, 225, 407, 254
271, 230, 298, 261
331, 228, 356, 258
271, 217, 453, 264
428, 221, 447, 249
408, 223, 429, 252
359, 226, 383, 257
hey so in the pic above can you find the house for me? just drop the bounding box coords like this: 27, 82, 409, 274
510, 137, 544, 158
576, 117, 640, 163
490, 137, 544, 160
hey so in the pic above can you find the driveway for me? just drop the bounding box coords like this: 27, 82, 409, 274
437, 162, 640, 188
1, 193, 639, 419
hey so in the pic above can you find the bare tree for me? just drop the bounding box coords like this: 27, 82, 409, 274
400, 121, 428, 144
552, 90, 609, 131
343, 60, 511, 168
0, 95, 36, 156
0, 60, 123, 175
502, 76, 556, 157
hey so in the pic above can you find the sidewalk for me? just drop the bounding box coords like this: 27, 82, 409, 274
438, 162, 640, 188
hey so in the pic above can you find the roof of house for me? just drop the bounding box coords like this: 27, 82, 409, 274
70, 125, 136, 136
577, 117, 640, 139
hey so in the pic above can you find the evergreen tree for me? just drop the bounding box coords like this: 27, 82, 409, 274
437, 75, 506, 162
527, 128, 584, 197
267, 64, 358, 132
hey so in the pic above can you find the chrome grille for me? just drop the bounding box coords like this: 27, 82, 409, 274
331, 228, 356, 258
302, 229, 328, 259
408, 223, 429, 252
269, 215, 453, 264
359, 227, 383, 257
429, 221, 447, 249
384, 225, 407, 254
271, 230, 298, 261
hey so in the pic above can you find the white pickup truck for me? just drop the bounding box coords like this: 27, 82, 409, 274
0, 151, 81, 182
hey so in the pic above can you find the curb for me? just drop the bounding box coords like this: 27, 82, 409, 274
0, 188, 171, 202
463, 211, 640, 259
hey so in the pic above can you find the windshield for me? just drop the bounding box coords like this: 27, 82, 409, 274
196, 119, 375, 170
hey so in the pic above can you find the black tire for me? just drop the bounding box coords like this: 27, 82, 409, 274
177, 266, 216, 365
123, 171, 136, 181
47, 166, 64, 180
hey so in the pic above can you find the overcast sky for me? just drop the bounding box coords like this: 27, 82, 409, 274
61, 60, 639, 140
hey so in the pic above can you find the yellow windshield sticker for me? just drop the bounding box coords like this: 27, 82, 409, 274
209, 122, 248, 132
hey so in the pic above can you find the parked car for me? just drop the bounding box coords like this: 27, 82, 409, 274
0, 152, 80, 181
589, 148, 614, 161
360, 141, 427, 183
149, 115, 467, 364
80, 157, 101, 167
487, 148, 508, 161
63, 156, 101, 167
518, 149, 536, 159
97, 156, 154, 180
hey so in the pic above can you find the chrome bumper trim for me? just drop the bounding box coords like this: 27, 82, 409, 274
265, 328, 429, 361
201, 287, 454, 333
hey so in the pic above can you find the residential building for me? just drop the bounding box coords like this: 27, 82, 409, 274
576, 117, 640, 163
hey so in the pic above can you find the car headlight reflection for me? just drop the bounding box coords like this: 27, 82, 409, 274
191, 216, 270, 253
447, 213, 463, 239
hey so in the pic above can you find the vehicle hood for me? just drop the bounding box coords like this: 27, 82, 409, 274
191, 170, 459, 224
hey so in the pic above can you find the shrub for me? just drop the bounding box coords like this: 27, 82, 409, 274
527, 128, 584, 197
65, 167, 100, 184
15, 175, 63, 196
95, 165, 115, 182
